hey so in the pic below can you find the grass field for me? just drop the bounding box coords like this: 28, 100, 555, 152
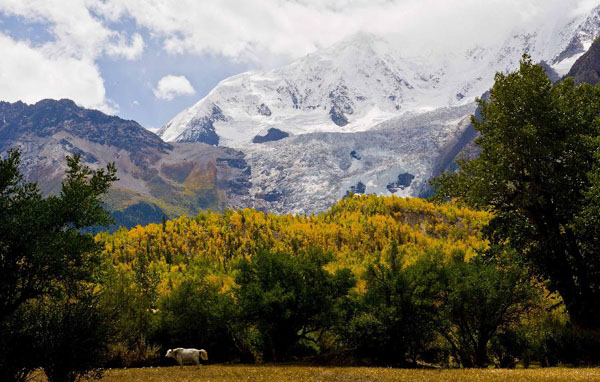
90, 365, 600, 382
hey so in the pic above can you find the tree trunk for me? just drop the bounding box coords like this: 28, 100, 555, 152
473, 336, 490, 368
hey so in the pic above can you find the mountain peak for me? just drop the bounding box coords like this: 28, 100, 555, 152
295, 32, 394, 71
0, 99, 170, 167
323, 32, 385, 55
159, 33, 419, 147
35, 98, 78, 108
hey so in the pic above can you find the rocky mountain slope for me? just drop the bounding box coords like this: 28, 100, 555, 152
245, 104, 475, 213
0, 99, 251, 227
567, 36, 600, 85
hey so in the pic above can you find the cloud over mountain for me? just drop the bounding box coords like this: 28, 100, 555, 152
153, 75, 196, 101
0, 0, 598, 118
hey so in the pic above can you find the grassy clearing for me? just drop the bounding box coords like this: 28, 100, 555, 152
93, 365, 600, 382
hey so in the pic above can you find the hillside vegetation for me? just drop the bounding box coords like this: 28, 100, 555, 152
97, 195, 489, 277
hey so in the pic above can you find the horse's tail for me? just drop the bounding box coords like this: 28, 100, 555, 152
199, 349, 208, 361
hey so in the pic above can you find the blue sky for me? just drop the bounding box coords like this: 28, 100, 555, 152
0, 0, 597, 131
0, 9, 251, 130
95, 31, 250, 130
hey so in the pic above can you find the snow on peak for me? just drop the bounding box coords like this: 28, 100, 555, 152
159, 6, 600, 148
159, 31, 446, 147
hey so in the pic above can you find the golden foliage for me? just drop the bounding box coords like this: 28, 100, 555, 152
97, 195, 490, 288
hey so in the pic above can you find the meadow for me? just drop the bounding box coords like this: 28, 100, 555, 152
92, 366, 600, 382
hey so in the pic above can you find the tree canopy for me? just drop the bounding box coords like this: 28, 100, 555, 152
432, 55, 600, 333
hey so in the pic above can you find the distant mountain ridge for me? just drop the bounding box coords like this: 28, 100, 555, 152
0, 99, 251, 228
0, 98, 170, 168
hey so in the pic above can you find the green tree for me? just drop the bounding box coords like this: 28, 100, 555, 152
432, 55, 600, 333
0, 149, 117, 320
99, 266, 159, 367
0, 149, 117, 381
432, 253, 538, 368
342, 243, 439, 366
235, 247, 355, 362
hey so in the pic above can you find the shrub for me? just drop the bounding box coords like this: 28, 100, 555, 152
28, 291, 109, 382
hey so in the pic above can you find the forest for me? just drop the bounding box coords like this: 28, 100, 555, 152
1, 56, 600, 382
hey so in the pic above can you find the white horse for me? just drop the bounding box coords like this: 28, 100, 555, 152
165, 348, 208, 365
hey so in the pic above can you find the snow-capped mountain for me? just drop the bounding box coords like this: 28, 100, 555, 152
160, 7, 600, 148
158, 32, 439, 147
157, 5, 600, 215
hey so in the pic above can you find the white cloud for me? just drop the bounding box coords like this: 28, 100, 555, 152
0, 0, 144, 60
0, 33, 116, 113
0, 0, 144, 112
0, 0, 598, 111
153, 75, 196, 101
91, 0, 599, 64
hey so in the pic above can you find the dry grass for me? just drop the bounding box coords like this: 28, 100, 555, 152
94, 365, 600, 382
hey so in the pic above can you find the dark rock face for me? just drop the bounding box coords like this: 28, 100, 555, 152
345, 181, 366, 197
329, 84, 354, 126
277, 81, 303, 109
329, 106, 349, 126
215, 155, 252, 196
226, 177, 252, 195
256, 190, 282, 202
216, 157, 248, 169
257, 103, 272, 116
350, 150, 361, 160
177, 105, 226, 145
567, 37, 600, 85
252, 128, 289, 143
387, 173, 415, 193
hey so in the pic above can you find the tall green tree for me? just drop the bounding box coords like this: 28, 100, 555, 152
432, 55, 600, 333
0, 149, 117, 319
0, 149, 117, 381
432, 253, 538, 368
341, 242, 439, 366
